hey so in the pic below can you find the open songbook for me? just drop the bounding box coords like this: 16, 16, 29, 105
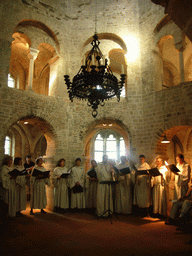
72, 184, 83, 193
132, 164, 149, 175
113, 166, 131, 175
148, 168, 162, 177
133, 164, 162, 177
87, 168, 97, 179
32, 169, 50, 179
60, 173, 70, 178
166, 164, 180, 175
8, 169, 28, 177
136, 170, 149, 175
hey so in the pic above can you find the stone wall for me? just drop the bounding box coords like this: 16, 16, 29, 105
0, 0, 192, 211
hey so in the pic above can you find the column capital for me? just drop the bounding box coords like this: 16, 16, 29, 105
28, 48, 39, 60
174, 41, 186, 52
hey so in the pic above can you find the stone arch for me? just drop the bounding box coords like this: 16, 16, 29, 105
155, 35, 180, 88
33, 43, 58, 95
154, 15, 172, 34
1, 115, 59, 211
10, 124, 29, 159
10, 32, 30, 90
1, 114, 58, 161
158, 35, 174, 52
10, 28, 59, 95
83, 33, 127, 54
108, 49, 127, 94
153, 123, 192, 159
84, 118, 130, 171
154, 18, 183, 46
163, 59, 180, 87
14, 19, 60, 53
108, 49, 126, 72
172, 135, 184, 153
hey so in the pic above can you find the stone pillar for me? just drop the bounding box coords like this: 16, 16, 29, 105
179, 51, 185, 83
175, 41, 186, 83
0, 38, 12, 88
27, 48, 39, 91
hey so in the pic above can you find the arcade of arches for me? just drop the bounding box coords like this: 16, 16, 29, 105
0, 0, 192, 211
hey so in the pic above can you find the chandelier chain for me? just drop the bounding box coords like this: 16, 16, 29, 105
95, 0, 98, 34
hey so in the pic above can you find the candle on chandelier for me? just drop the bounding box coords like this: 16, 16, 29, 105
92, 55, 95, 65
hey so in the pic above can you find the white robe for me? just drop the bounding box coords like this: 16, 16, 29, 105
96, 162, 113, 217
0, 165, 18, 217
52, 166, 69, 209
174, 162, 191, 200
115, 163, 132, 214
152, 166, 170, 215
30, 166, 51, 210
69, 166, 86, 209
15, 165, 27, 212
85, 168, 98, 208
134, 162, 151, 208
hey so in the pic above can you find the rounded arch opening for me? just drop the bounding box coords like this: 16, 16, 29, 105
14, 19, 60, 53
155, 125, 192, 166
2, 115, 58, 211
83, 33, 127, 54
84, 119, 130, 171
3, 115, 57, 161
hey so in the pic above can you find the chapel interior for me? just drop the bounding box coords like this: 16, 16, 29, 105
0, 1, 192, 254
1, 0, 192, 209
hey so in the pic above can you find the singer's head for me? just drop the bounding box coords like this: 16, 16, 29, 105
103, 155, 108, 164
120, 156, 127, 164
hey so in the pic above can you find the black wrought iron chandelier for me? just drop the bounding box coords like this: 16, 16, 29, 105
64, 2, 126, 118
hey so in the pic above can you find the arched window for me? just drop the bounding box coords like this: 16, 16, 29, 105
4, 136, 11, 155
8, 74, 15, 88
94, 131, 126, 163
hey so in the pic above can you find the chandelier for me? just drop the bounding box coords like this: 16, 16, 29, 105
64, 33, 126, 118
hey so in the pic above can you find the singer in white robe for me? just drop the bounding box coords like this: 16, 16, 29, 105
85, 160, 98, 209
70, 158, 86, 209
115, 157, 132, 214
0, 156, 19, 217
15, 164, 27, 213
152, 157, 170, 216
134, 156, 151, 208
174, 154, 191, 200
30, 158, 51, 214
52, 159, 69, 210
96, 155, 113, 217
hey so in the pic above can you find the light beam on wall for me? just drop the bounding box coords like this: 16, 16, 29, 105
49, 74, 57, 92
123, 35, 140, 63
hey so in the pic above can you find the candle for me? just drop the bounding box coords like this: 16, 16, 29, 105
121, 64, 124, 74
92, 55, 95, 65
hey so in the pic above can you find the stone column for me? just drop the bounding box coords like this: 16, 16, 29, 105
27, 48, 39, 91
175, 42, 186, 83
179, 51, 185, 83
0, 38, 12, 88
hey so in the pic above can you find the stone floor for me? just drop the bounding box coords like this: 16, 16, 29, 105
0, 206, 192, 256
